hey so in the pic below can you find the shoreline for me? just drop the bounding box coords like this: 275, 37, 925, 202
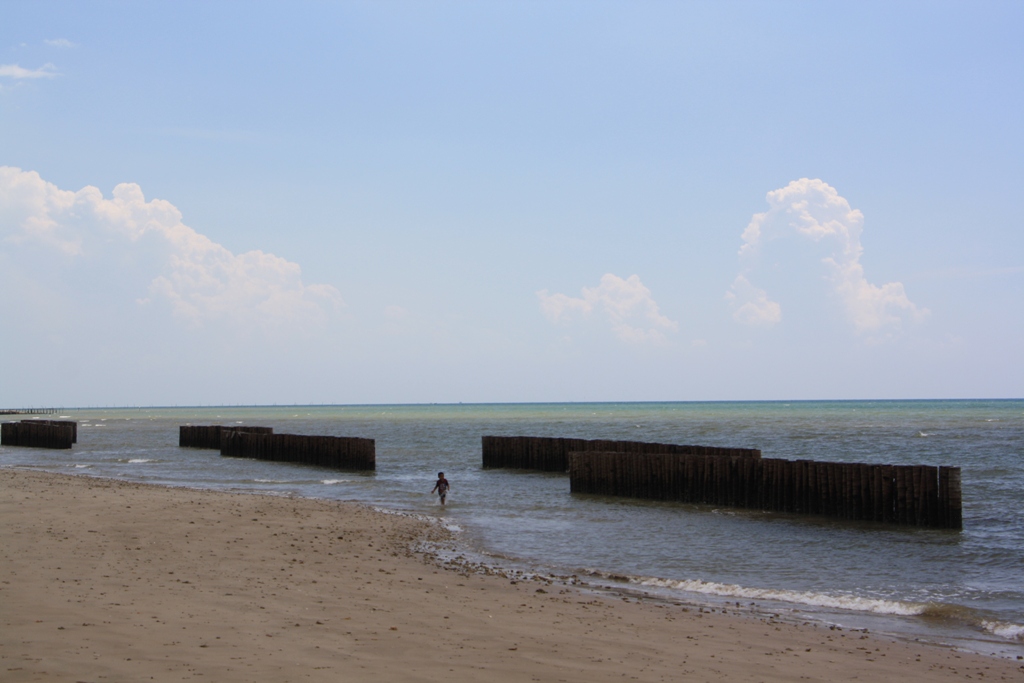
3, 468, 1023, 682
5, 460, 1024, 660
420, 520, 1024, 662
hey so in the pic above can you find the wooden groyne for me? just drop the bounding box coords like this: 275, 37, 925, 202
179, 425, 274, 449
179, 425, 375, 471
1, 421, 75, 449
481, 435, 761, 472
221, 431, 375, 471
22, 420, 77, 443
569, 451, 962, 530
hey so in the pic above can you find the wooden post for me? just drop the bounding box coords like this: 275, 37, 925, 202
909, 466, 922, 526
921, 466, 938, 527
947, 467, 962, 530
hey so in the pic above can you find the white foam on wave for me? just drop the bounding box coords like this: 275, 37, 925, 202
253, 478, 289, 483
635, 577, 926, 616
917, 431, 931, 437
981, 620, 1024, 641
321, 479, 351, 485
59, 415, 70, 419
128, 458, 153, 464
72, 464, 90, 469
372, 506, 463, 533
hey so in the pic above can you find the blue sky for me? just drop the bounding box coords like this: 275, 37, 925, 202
1, 1, 1021, 406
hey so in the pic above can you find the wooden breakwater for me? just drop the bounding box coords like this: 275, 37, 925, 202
179, 425, 274, 449
220, 430, 375, 471
481, 435, 761, 472
22, 419, 77, 443
569, 451, 962, 529
179, 424, 375, 471
1, 421, 75, 449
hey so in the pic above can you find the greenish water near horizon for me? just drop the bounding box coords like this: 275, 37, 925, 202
3, 399, 1022, 658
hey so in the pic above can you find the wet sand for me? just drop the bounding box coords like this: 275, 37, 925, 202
2, 468, 1021, 682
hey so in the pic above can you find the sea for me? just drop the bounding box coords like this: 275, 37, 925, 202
2, 400, 1022, 658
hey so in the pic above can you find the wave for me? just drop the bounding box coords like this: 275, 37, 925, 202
982, 620, 1024, 641
321, 479, 351, 485
917, 431, 931, 437
632, 576, 926, 616
610, 574, 1024, 643
371, 506, 463, 533
127, 458, 153, 464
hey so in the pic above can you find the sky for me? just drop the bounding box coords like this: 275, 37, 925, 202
1, 1, 1021, 406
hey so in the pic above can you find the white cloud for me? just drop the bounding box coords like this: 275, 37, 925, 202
538, 273, 678, 343
44, 39, 77, 49
726, 275, 782, 326
0, 166, 343, 328
0, 63, 59, 79
731, 178, 927, 336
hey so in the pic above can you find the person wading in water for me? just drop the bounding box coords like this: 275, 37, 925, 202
431, 472, 450, 506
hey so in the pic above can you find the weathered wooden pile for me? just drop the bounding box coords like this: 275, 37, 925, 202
481, 435, 760, 472
179, 425, 273, 449
1, 420, 77, 449
222, 430, 375, 470
569, 451, 962, 530
180, 425, 375, 471
22, 419, 78, 443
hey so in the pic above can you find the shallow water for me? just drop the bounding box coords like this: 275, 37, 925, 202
3, 400, 1022, 657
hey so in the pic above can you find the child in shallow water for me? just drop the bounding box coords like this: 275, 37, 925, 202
431, 472, 450, 506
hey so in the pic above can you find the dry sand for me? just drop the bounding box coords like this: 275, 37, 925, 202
2, 468, 1022, 682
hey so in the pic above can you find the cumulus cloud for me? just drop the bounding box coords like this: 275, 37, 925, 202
44, 39, 77, 49
726, 275, 781, 326
730, 178, 927, 336
0, 63, 58, 79
0, 166, 343, 328
538, 273, 677, 343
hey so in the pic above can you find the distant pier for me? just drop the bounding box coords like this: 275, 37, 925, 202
0, 408, 61, 415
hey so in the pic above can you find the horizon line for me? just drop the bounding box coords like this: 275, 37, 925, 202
4, 397, 1022, 412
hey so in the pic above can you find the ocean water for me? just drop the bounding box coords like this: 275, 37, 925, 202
2, 400, 1022, 658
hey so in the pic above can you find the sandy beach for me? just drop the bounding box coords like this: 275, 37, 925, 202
1, 469, 1021, 682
